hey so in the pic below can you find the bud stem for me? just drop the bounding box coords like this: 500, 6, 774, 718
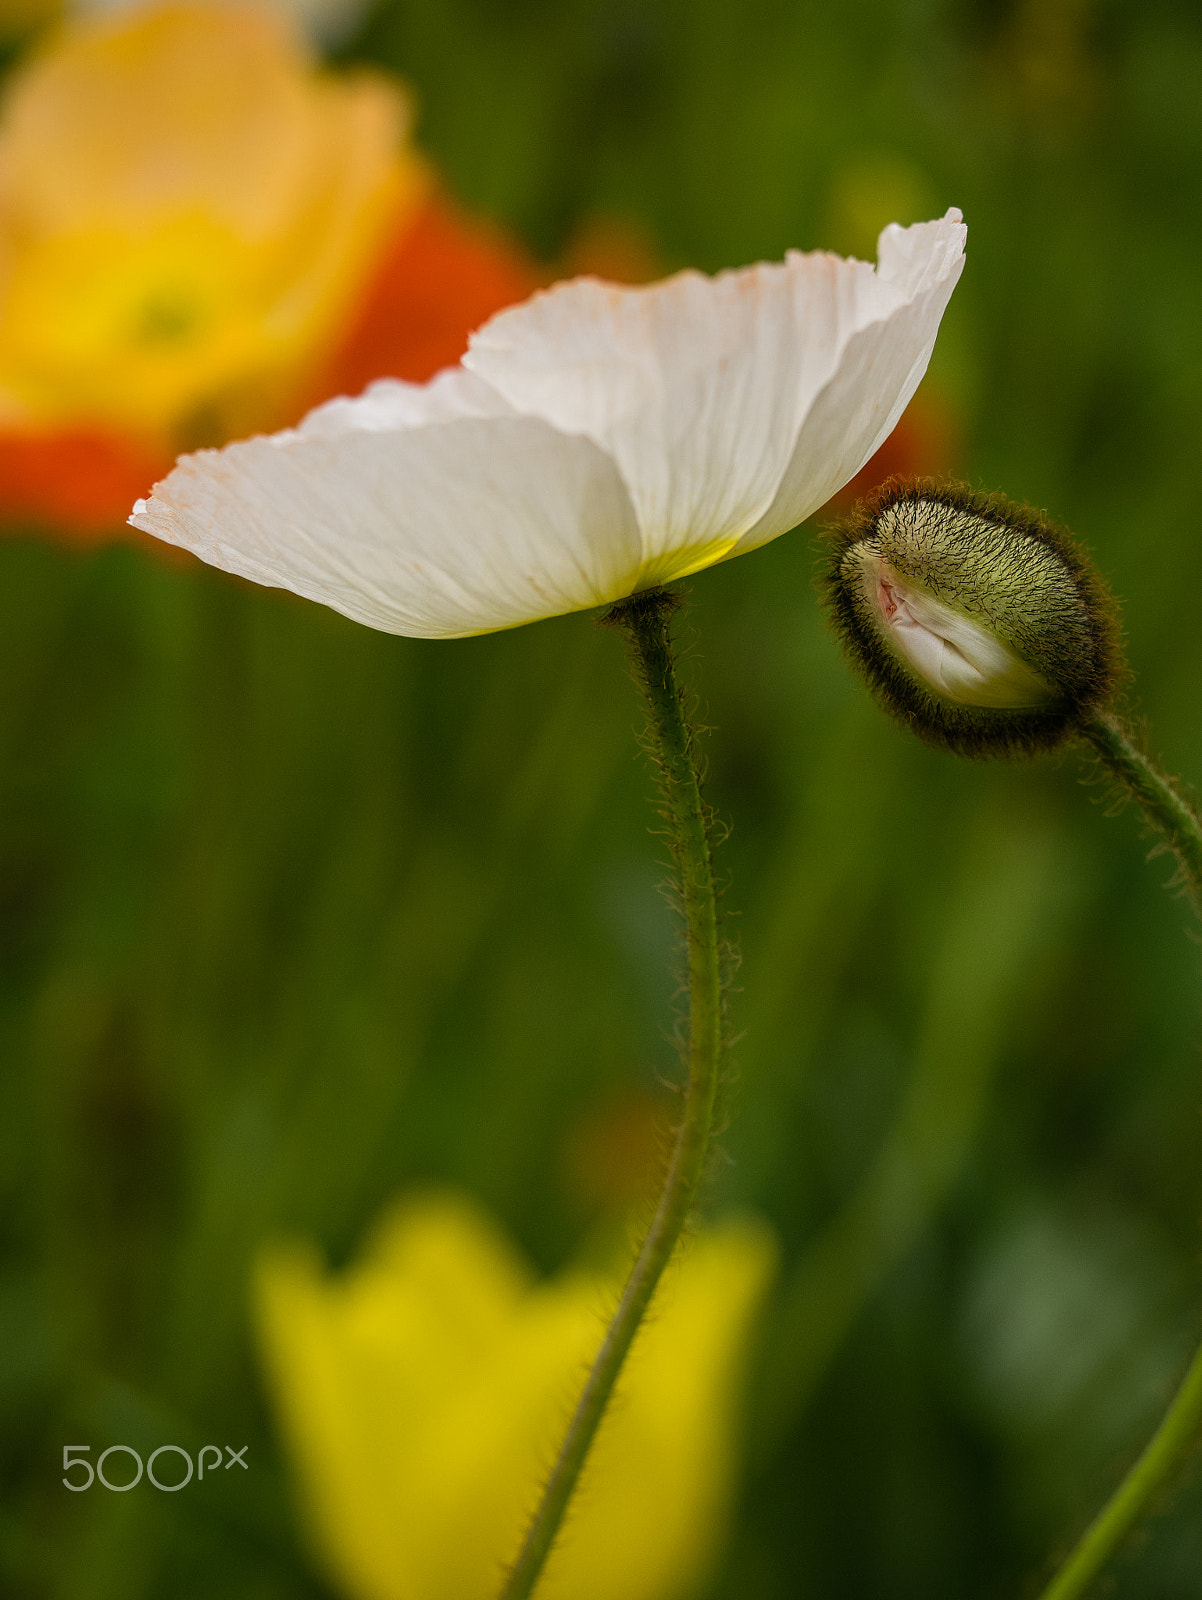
498, 589, 725, 1600
1034, 710, 1202, 1600
1079, 711, 1202, 915
1036, 1338, 1202, 1600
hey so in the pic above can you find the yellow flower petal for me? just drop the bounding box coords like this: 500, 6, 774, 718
0, 1, 425, 439
255, 1193, 776, 1600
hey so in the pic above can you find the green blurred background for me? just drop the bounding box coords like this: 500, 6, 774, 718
3, 0, 1202, 1595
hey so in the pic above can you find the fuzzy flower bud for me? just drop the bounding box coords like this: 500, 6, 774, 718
822, 478, 1122, 757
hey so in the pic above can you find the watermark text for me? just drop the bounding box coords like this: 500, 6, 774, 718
62, 1444, 248, 1491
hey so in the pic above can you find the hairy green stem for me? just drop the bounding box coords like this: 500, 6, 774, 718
1032, 709, 1202, 1600
1080, 711, 1202, 914
1036, 1340, 1202, 1600
498, 589, 725, 1600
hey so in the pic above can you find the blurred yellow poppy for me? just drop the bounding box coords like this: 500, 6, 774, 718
256, 1194, 775, 1600
0, 0, 422, 445
0, 0, 537, 538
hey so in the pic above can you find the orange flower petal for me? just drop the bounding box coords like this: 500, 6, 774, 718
313, 190, 539, 402
0, 429, 172, 542
829, 392, 958, 511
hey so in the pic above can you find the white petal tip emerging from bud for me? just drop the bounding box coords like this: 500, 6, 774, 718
857, 550, 1055, 709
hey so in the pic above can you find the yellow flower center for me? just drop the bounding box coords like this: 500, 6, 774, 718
1, 218, 245, 430
0, 2, 426, 444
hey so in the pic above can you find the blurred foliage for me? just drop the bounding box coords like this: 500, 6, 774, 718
3, 0, 1202, 1597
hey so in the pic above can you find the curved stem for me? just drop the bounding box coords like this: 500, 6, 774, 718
1032, 709, 1202, 1599
1036, 1339, 1202, 1600
498, 589, 725, 1600
1080, 711, 1202, 915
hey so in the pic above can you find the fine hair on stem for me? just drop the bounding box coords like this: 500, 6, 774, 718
498, 586, 728, 1600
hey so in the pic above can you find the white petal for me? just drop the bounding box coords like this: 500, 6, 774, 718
859, 552, 1052, 709
130, 417, 641, 638
732, 211, 967, 553
900, 584, 1051, 708
295, 368, 515, 439
464, 211, 966, 581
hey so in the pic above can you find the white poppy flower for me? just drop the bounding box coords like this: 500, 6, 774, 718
130, 209, 966, 639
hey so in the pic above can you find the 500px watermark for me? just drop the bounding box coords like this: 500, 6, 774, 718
62, 1444, 248, 1492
